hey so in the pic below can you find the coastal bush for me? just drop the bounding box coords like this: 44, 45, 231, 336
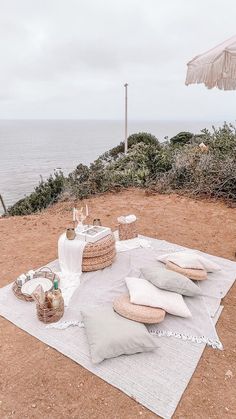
98, 132, 160, 162
66, 135, 163, 198
8, 171, 65, 216
200, 123, 236, 156
66, 164, 91, 198
169, 131, 194, 146
152, 131, 236, 201
6, 124, 236, 216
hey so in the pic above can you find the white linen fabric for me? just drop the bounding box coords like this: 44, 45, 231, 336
126, 277, 192, 318
117, 214, 137, 224
157, 251, 221, 272
115, 237, 151, 253
58, 233, 86, 306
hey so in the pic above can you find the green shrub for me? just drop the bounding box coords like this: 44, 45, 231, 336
154, 141, 236, 200
7, 124, 236, 216
170, 131, 194, 146
98, 132, 160, 162
8, 171, 65, 216
200, 123, 236, 156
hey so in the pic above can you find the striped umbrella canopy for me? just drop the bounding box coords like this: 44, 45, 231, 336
185, 35, 236, 90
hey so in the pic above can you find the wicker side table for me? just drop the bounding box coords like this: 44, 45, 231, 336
82, 234, 116, 272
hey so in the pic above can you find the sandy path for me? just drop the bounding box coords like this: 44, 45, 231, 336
0, 189, 235, 419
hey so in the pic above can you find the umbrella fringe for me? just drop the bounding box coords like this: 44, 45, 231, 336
186, 53, 236, 90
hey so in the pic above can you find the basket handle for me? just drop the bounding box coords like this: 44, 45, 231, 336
37, 267, 53, 274
36, 267, 57, 281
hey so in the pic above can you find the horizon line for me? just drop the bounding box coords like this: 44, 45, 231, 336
0, 118, 231, 122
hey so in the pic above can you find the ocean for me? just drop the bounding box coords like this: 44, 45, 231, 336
0, 119, 223, 211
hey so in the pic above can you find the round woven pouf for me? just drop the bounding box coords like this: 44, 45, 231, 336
113, 294, 166, 324
166, 261, 207, 281
82, 234, 116, 272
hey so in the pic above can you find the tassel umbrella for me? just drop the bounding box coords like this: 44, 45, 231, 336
185, 35, 236, 90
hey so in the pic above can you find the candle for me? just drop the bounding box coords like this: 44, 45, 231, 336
76, 209, 80, 223
16, 274, 27, 286
27, 270, 35, 280
86, 204, 89, 217
73, 208, 76, 222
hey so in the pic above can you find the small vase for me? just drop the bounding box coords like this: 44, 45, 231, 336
66, 228, 76, 240
93, 218, 101, 226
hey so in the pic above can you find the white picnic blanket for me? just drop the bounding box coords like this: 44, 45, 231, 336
0, 236, 235, 418
115, 237, 151, 252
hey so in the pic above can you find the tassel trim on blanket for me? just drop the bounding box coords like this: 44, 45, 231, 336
149, 329, 223, 350
46, 320, 223, 350
46, 320, 84, 330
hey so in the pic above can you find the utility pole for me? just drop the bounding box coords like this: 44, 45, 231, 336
124, 83, 128, 154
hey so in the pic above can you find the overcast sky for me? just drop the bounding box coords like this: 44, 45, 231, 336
1, 0, 236, 121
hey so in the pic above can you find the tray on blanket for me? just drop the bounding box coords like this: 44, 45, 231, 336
12, 267, 57, 302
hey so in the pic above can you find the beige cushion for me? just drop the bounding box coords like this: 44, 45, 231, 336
141, 265, 201, 296
81, 306, 158, 364
113, 294, 166, 324
126, 277, 192, 318
157, 251, 220, 272
166, 261, 207, 281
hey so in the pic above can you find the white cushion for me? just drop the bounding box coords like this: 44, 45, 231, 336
157, 251, 221, 272
126, 277, 192, 318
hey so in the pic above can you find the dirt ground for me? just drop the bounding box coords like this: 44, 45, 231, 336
0, 189, 236, 419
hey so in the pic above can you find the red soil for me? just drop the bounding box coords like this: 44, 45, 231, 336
0, 189, 235, 418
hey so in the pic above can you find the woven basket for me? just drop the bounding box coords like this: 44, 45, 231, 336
118, 222, 138, 241
82, 234, 116, 272
12, 267, 56, 302
36, 296, 64, 324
